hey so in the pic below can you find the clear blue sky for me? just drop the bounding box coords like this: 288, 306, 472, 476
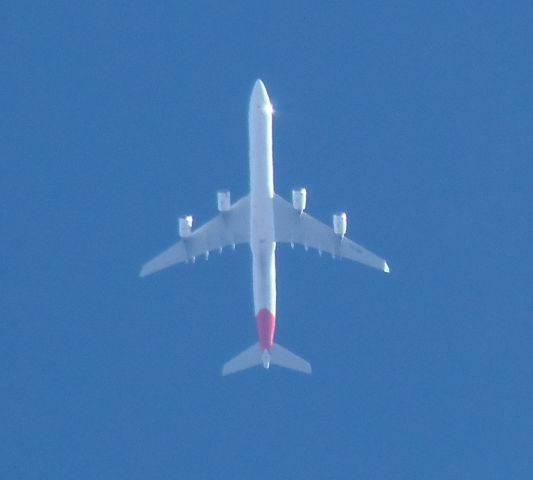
2, 1, 532, 478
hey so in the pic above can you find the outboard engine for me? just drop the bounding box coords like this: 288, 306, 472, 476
292, 187, 307, 213
333, 212, 347, 238
179, 215, 193, 238
217, 190, 231, 212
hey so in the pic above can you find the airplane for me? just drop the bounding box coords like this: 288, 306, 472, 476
140, 79, 390, 375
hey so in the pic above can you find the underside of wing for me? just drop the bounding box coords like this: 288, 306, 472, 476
140, 195, 250, 277
222, 343, 262, 375
273, 194, 389, 272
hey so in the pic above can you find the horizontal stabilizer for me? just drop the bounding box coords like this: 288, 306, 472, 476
222, 343, 262, 375
270, 343, 312, 374
222, 343, 311, 375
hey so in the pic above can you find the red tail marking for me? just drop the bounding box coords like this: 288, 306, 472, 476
256, 308, 276, 350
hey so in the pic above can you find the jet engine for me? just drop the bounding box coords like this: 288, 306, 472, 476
217, 190, 231, 212
292, 187, 307, 213
179, 215, 193, 238
333, 212, 347, 238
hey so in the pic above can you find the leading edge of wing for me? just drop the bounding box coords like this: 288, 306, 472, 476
273, 194, 390, 273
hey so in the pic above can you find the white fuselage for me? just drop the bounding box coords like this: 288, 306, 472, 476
248, 80, 276, 351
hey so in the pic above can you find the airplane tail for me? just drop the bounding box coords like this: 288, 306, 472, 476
222, 343, 312, 376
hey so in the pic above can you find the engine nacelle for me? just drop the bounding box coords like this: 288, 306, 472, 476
179, 215, 193, 238
292, 187, 307, 213
217, 190, 231, 212
333, 212, 347, 237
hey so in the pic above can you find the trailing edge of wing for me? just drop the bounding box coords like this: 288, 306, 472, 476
273, 194, 389, 272
140, 195, 250, 277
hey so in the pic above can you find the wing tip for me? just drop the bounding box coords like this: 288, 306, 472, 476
139, 265, 152, 277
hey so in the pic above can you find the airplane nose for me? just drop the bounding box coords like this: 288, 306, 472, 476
252, 79, 271, 107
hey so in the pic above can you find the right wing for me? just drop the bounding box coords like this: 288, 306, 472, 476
140, 195, 250, 277
273, 194, 389, 273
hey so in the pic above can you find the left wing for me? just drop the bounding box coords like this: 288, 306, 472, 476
140, 195, 250, 277
273, 194, 389, 273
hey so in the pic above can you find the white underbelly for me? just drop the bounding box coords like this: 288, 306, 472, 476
248, 80, 276, 316
251, 240, 276, 315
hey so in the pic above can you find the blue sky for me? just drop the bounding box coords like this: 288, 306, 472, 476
2, 1, 533, 478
